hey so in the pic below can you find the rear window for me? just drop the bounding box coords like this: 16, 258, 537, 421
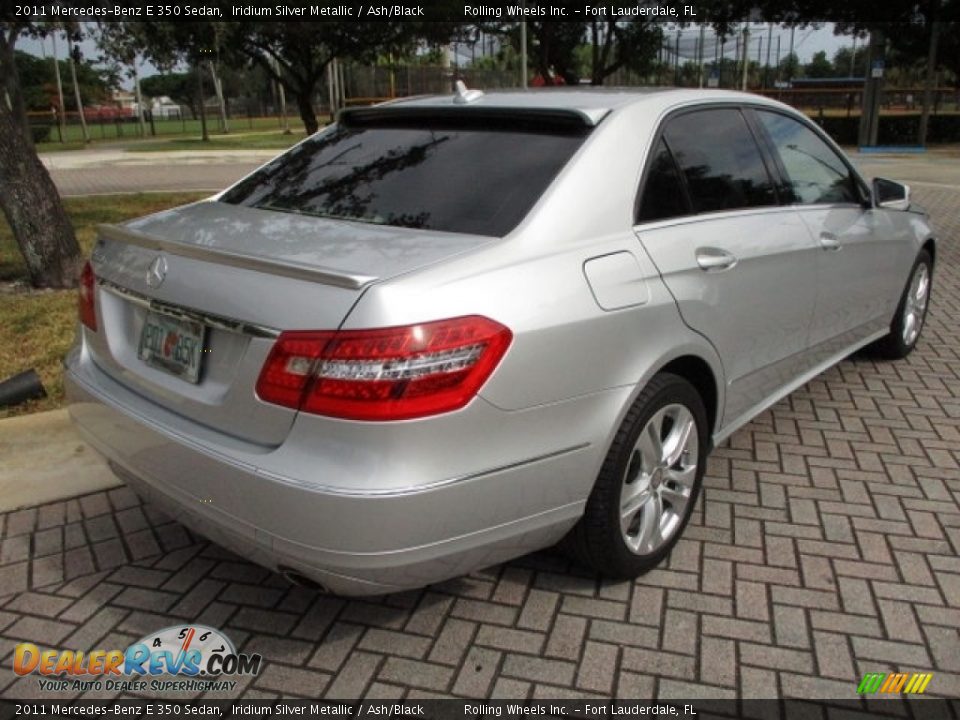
219, 118, 589, 237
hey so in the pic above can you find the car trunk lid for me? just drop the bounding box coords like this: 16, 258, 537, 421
85, 200, 492, 446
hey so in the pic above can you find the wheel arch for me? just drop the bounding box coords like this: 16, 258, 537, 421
656, 354, 720, 447
921, 236, 936, 268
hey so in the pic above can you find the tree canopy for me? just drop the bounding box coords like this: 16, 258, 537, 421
14, 49, 113, 112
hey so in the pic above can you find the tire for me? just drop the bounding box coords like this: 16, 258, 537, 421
565, 372, 708, 578
869, 250, 933, 360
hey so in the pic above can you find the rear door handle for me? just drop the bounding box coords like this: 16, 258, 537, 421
819, 232, 842, 251
695, 247, 738, 272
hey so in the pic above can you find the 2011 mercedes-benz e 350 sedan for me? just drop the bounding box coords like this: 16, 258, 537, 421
66, 87, 936, 595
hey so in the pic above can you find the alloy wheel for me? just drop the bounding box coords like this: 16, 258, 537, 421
619, 403, 699, 555
902, 263, 930, 347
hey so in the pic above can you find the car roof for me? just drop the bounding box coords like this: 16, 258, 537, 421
383, 87, 791, 126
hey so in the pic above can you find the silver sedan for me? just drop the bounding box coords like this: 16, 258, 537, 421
66, 88, 935, 595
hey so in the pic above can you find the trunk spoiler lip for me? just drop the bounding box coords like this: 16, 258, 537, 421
96, 223, 377, 291
339, 104, 609, 130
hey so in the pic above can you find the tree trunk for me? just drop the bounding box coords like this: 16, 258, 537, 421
133, 60, 147, 138
196, 65, 209, 142
592, 22, 614, 86
68, 44, 90, 144
295, 87, 319, 135
209, 61, 229, 134
0, 29, 82, 289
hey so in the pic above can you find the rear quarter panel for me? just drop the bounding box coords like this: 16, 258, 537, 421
342, 103, 726, 430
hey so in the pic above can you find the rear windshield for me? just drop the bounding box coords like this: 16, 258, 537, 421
219, 118, 589, 237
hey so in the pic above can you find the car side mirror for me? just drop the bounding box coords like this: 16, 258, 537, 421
873, 177, 911, 211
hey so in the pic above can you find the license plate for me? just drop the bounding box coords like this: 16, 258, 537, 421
137, 311, 205, 383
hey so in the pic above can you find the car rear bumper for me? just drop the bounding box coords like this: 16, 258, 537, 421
65, 344, 627, 595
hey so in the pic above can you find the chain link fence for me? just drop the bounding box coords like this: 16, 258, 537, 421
27, 62, 960, 147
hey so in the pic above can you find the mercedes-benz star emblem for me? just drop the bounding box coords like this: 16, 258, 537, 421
146, 256, 168, 289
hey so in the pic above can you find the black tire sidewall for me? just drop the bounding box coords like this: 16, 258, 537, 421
887, 251, 933, 358
585, 373, 709, 577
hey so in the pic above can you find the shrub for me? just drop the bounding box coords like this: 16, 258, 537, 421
30, 125, 52, 144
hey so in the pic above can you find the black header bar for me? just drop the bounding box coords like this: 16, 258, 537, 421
2, 1, 925, 23
1, 698, 956, 719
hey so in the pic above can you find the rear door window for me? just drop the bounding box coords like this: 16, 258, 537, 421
636, 139, 690, 223
663, 108, 778, 213
220, 118, 589, 237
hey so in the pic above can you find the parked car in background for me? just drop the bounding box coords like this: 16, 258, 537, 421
66, 87, 935, 595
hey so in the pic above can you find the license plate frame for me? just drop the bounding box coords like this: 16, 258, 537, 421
137, 310, 206, 384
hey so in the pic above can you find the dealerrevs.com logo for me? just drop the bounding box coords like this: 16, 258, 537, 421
14, 625, 261, 693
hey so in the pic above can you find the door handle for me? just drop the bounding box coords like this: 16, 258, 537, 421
695, 247, 738, 272
819, 232, 842, 251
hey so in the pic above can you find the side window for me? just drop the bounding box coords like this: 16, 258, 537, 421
756, 111, 859, 205
662, 108, 777, 213
637, 139, 690, 222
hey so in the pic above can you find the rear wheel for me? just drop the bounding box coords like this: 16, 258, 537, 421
565, 373, 708, 577
870, 250, 932, 360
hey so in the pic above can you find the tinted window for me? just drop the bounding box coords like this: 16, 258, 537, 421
663, 109, 777, 213
220, 120, 588, 237
757, 111, 859, 205
637, 139, 690, 222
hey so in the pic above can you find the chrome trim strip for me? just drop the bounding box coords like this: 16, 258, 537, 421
256, 442, 592, 497
99, 279, 280, 339
97, 223, 377, 290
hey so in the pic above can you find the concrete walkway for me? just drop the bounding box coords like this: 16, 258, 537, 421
42, 148, 281, 197
0, 410, 119, 513
852, 152, 960, 189
40, 148, 281, 170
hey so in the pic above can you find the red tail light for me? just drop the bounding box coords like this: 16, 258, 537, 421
256, 316, 512, 421
78, 261, 97, 331
255, 331, 335, 409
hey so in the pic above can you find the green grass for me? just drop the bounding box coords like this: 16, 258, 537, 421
33, 115, 309, 152
133, 130, 307, 152
0, 192, 208, 418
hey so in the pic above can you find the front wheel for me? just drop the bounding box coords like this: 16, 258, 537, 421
564, 373, 708, 578
869, 250, 933, 360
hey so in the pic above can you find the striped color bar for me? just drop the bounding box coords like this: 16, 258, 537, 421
858, 672, 932, 695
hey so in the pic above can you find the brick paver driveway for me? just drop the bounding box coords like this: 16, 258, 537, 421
1, 185, 957, 701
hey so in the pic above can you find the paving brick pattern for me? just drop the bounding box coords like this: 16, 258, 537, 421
0, 186, 957, 700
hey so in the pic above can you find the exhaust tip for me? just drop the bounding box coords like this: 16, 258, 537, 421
279, 567, 326, 593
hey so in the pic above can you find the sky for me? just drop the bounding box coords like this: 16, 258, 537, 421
18, 22, 853, 90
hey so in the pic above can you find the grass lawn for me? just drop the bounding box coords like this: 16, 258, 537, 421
34, 116, 316, 153
0, 192, 208, 418
133, 130, 308, 152
36, 129, 309, 154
